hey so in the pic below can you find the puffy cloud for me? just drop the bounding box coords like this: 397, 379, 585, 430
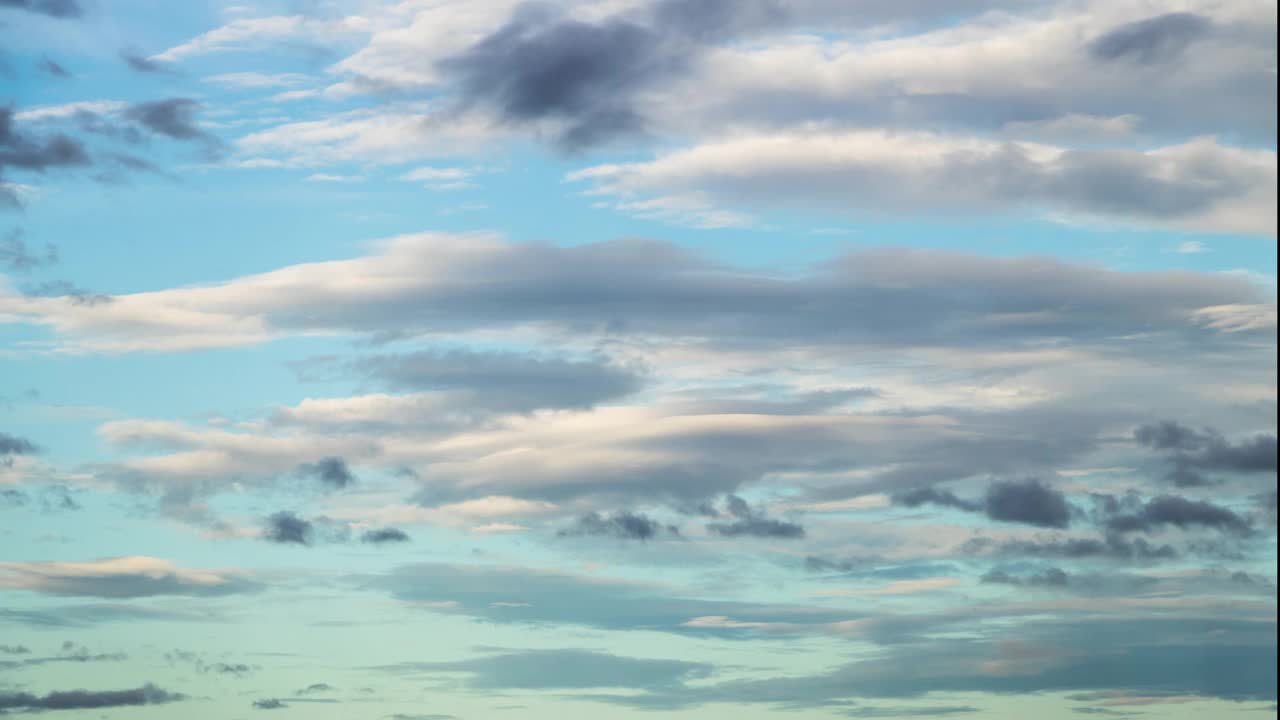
1, 233, 1268, 354
558, 511, 678, 540
573, 132, 1276, 235
1105, 495, 1253, 536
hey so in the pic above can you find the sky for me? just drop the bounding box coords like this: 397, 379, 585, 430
0, 0, 1277, 718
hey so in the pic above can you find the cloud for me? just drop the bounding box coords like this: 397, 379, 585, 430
350, 348, 645, 412
296, 456, 356, 489
980, 567, 1070, 587
3, 233, 1267, 354
1088, 13, 1213, 63
39, 58, 71, 77
573, 133, 1276, 235
706, 495, 805, 538
1135, 421, 1278, 486
253, 698, 287, 710
119, 51, 173, 75
438, 0, 783, 150
894, 478, 1072, 529
1105, 495, 1253, 536
0, 0, 81, 18
361, 527, 411, 544
0, 556, 260, 597
892, 487, 980, 513
0, 107, 90, 206
984, 479, 1073, 529
262, 511, 314, 545
962, 535, 1179, 563
0, 684, 184, 711
558, 511, 678, 540
0, 431, 37, 455
363, 561, 861, 636
123, 99, 212, 142
151, 15, 370, 63
1, 228, 58, 272
379, 648, 713, 690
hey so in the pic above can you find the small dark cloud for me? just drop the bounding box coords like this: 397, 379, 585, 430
0, 0, 81, 18
22, 279, 114, 306
892, 487, 980, 513
894, 478, 1072, 529
253, 698, 288, 710
297, 456, 356, 489
706, 495, 805, 538
262, 511, 313, 545
361, 527, 411, 544
261, 511, 353, 546
984, 478, 1072, 529
123, 99, 208, 141
39, 57, 71, 77
1, 228, 58, 271
119, 51, 172, 75
1, 108, 90, 198
0, 644, 31, 654
1089, 12, 1213, 63
297, 683, 334, 695
0, 684, 184, 711
980, 567, 1070, 587
558, 511, 678, 541
1105, 495, 1253, 536
0, 431, 38, 455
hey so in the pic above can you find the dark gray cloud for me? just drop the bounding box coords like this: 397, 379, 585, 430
0, 644, 30, 654
1105, 495, 1253, 536
705, 495, 805, 538
0, 684, 184, 711
351, 349, 645, 412
119, 51, 172, 75
558, 511, 678, 540
893, 478, 1072, 529
0, 643, 127, 671
980, 567, 1070, 587
0, 430, 37, 455
39, 57, 71, 77
892, 487, 979, 513
361, 527, 411, 544
0, 108, 90, 206
253, 698, 288, 709
377, 648, 713, 691
261, 511, 354, 546
1, 228, 57, 271
297, 456, 356, 489
1089, 13, 1213, 63
962, 534, 1179, 563
1135, 421, 1276, 486
441, 0, 782, 150
984, 478, 1072, 529
123, 99, 208, 141
263, 511, 314, 545
0, 0, 81, 18
22, 279, 114, 306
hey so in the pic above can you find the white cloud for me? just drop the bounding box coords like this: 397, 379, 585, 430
571, 131, 1277, 235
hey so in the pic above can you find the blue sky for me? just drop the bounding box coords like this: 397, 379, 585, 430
0, 1, 1276, 718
